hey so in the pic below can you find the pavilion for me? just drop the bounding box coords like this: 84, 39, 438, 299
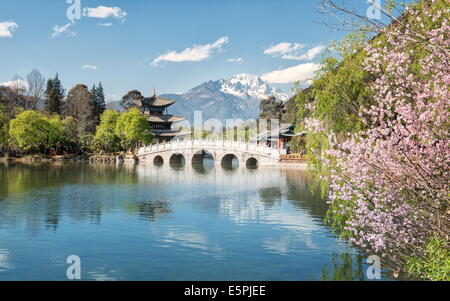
136, 92, 190, 143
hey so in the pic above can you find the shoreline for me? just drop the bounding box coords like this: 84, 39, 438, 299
0, 154, 117, 164
1, 156, 309, 169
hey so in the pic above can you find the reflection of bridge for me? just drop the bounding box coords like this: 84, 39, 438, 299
136, 140, 283, 166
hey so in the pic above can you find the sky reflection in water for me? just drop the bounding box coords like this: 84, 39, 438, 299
0, 161, 386, 280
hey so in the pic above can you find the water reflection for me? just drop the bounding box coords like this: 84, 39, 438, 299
125, 199, 171, 222
259, 187, 283, 208
321, 253, 365, 281
191, 158, 215, 175
0, 162, 386, 280
0, 249, 13, 272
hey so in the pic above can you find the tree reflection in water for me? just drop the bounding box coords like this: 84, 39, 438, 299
320, 252, 365, 281
124, 200, 171, 222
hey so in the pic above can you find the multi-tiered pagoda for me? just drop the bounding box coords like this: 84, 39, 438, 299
136, 92, 190, 143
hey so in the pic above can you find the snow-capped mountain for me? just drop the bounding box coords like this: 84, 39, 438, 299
217, 74, 288, 102
0, 78, 28, 90
161, 74, 289, 122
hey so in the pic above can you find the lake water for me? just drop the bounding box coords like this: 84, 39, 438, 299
0, 161, 389, 281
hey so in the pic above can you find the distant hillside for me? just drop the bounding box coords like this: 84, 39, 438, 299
108, 74, 289, 122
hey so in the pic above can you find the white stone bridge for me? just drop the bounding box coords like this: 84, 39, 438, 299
134, 140, 284, 166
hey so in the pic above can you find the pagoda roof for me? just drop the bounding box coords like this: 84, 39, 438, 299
142, 96, 175, 107
152, 129, 192, 137
147, 114, 186, 123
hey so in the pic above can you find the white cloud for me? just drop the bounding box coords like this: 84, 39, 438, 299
0, 21, 18, 38
51, 23, 77, 38
81, 65, 98, 70
152, 36, 229, 66
261, 63, 320, 84
98, 22, 113, 27
227, 57, 243, 64
84, 6, 127, 22
281, 45, 326, 61
264, 42, 305, 56
264, 42, 325, 61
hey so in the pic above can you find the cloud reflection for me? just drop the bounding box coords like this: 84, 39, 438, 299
0, 249, 13, 272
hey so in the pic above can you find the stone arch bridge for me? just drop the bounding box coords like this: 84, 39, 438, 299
133, 140, 283, 166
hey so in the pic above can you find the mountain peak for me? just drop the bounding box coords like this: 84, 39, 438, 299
219, 74, 288, 101
160, 74, 290, 122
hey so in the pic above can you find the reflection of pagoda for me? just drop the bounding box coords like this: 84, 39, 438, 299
138, 91, 190, 143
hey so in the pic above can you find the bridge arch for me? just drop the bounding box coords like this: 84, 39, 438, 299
246, 157, 258, 167
153, 155, 164, 165
191, 149, 215, 165
221, 153, 239, 167
169, 153, 186, 166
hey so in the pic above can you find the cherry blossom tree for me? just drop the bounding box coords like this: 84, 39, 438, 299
308, 1, 449, 277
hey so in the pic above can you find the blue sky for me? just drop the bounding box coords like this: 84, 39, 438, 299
0, 0, 374, 100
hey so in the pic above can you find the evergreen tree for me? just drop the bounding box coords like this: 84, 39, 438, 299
90, 82, 106, 124
90, 83, 97, 117
96, 82, 106, 115
44, 73, 65, 115
259, 96, 286, 121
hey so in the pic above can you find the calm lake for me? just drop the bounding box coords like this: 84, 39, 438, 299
0, 161, 389, 281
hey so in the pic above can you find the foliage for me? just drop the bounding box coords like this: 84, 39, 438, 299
120, 90, 144, 111
90, 82, 106, 125
94, 109, 120, 153
9, 110, 64, 152
295, 31, 374, 170
93, 108, 153, 153
288, 134, 307, 154
0, 105, 8, 149
44, 73, 65, 115
406, 235, 450, 281
47, 115, 66, 146
281, 95, 298, 125
259, 95, 286, 121
61, 116, 79, 152
115, 108, 153, 152
298, 32, 372, 133
80, 134, 95, 153
314, 2, 450, 279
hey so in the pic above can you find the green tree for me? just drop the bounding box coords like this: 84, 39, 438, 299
259, 95, 286, 121
80, 134, 95, 153
295, 32, 373, 169
61, 116, 79, 152
0, 105, 8, 151
94, 109, 120, 153
44, 74, 65, 115
115, 108, 152, 152
47, 115, 65, 146
120, 90, 144, 111
95, 82, 106, 115
90, 82, 106, 126
9, 110, 64, 153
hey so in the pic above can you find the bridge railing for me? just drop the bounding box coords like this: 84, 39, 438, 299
138, 139, 283, 157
